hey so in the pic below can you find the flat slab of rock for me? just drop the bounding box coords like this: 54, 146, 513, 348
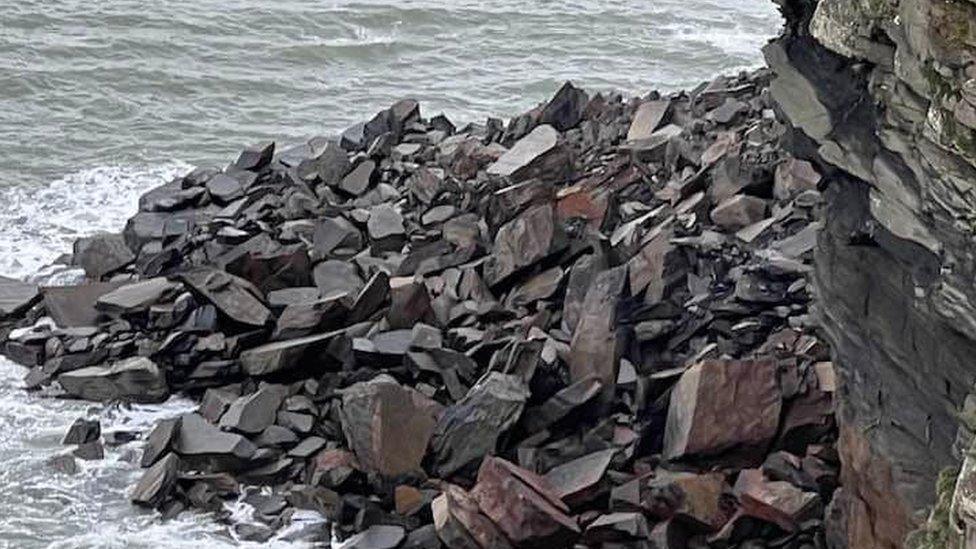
181, 268, 270, 327
664, 359, 781, 461
58, 357, 169, 403
339, 374, 442, 476
627, 100, 671, 142
73, 233, 135, 280
340, 160, 376, 196
710, 195, 768, 230
733, 468, 821, 531
569, 265, 627, 387
487, 125, 570, 183
96, 277, 180, 314
433, 484, 513, 549
219, 384, 288, 434
239, 331, 339, 376
131, 453, 180, 508
175, 413, 258, 464
42, 281, 126, 327
483, 204, 565, 287
543, 449, 616, 507
0, 276, 39, 319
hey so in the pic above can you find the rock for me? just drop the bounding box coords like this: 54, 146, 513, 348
95, 277, 179, 314
142, 417, 181, 467
288, 436, 326, 458
568, 265, 627, 388
175, 413, 258, 469
733, 468, 821, 531
42, 281, 126, 327
367, 204, 406, 252
583, 512, 650, 543
642, 471, 732, 531
336, 525, 406, 549
219, 384, 288, 434
73, 441, 104, 460
622, 123, 682, 162
395, 485, 425, 516
541, 82, 588, 131
340, 160, 376, 196
48, 454, 78, 475
543, 449, 616, 508
239, 331, 339, 376
309, 140, 351, 185
487, 125, 570, 183
62, 418, 101, 445
339, 374, 442, 476
710, 195, 768, 230
664, 359, 781, 461
73, 233, 135, 280
627, 100, 671, 142
313, 260, 363, 298
433, 484, 513, 549
235, 141, 275, 171
206, 173, 245, 204
131, 453, 180, 508
470, 456, 580, 547
430, 372, 529, 476
181, 268, 271, 327
58, 357, 169, 404
774, 158, 821, 200
483, 204, 566, 287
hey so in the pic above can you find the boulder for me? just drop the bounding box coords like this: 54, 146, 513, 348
340, 160, 376, 196
663, 359, 782, 461
206, 173, 245, 204
62, 418, 101, 445
235, 141, 275, 171
175, 413, 258, 469
239, 331, 340, 376
627, 100, 671, 142
710, 195, 768, 230
733, 468, 821, 531
72, 233, 135, 280
433, 484, 513, 549
42, 281, 126, 327
335, 525, 405, 549
367, 204, 406, 253
181, 268, 271, 327
58, 357, 169, 403
219, 384, 288, 434
95, 277, 180, 314
483, 204, 566, 287
568, 266, 627, 388
141, 417, 180, 467
131, 453, 180, 508
487, 125, 570, 183
543, 449, 616, 507
339, 374, 442, 476
540, 82, 588, 131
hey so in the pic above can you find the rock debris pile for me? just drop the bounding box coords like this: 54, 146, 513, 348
0, 70, 837, 547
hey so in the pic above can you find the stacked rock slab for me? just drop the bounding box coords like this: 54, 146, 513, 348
0, 72, 840, 546
767, 0, 976, 547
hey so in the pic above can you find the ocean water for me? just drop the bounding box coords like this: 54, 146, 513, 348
0, 1, 782, 547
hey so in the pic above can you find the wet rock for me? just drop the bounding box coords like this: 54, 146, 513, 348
710, 195, 768, 230
239, 331, 339, 376
774, 158, 820, 201
341, 160, 377, 196
131, 453, 180, 508
483, 204, 566, 287
235, 141, 275, 171
336, 525, 406, 549
73, 233, 135, 280
58, 357, 169, 404
95, 277, 180, 315
42, 281, 126, 327
62, 418, 101, 445
73, 440, 104, 460
175, 413, 258, 470
339, 374, 442, 476
219, 384, 288, 434
487, 125, 570, 183
142, 417, 181, 467
470, 456, 580, 547
181, 268, 271, 327
367, 204, 406, 253
664, 359, 781, 462
430, 372, 529, 477
540, 81, 588, 132
206, 173, 245, 204
48, 454, 79, 475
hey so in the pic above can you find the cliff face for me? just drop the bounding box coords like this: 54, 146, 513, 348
765, 0, 976, 546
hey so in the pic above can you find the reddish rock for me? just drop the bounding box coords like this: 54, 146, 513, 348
483, 204, 566, 287
710, 195, 768, 231
339, 375, 443, 477
642, 471, 733, 532
432, 483, 513, 549
663, 359, 782, 461
470, 456, 580, 547
733, 468, 821, 531
568, 266, 627, 388
543, 449, 616, 508
774, 158, 821, 201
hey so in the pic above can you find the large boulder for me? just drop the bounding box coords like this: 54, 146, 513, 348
487, 125, 571, 183
57, 357, 169, 403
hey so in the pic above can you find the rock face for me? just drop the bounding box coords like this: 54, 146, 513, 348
767, 0, 976, 546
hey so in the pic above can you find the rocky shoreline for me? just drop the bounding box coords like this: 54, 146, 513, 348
0, 65, 838, 547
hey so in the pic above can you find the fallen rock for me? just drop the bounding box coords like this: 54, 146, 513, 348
239, 331, 339, 376
175, 413, 258, 470
433, 484, 513, 549
58, 357, 169, 403
487, 125, 570, 183
483, 204, 566, 287
62, 418, 101, 445
95, 277, 179, 315
733, 468, 821, 531
181, 268, 271, 327
219, 384, 288, 434
710, 195, 768, 230
131, 453, 180, 508
73, 233, 135, 280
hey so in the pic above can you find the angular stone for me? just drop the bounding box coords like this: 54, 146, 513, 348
309, 140, 351, 186
219, 384, 288, 434
664, 359, 782, 461
543, 449, 616, 507
313, 260, 363, 298
288, 436, 326, 459
627, 100, 671, 142
470, 457, 580, 547
483, 204, 565, 287
73, 440, 104, 460
273, 292, 348, 340
506, 266, 564, 308
774, 158, 821, 200
569, 266, 627, 387
642, 471, 732, 531
181, 268, 270, 327
627, 226, 684, 305
433, 484, 513, 549
710, 195, 768, 230
340, 160, 376, 196
312, 216, 361, 258
522, 377, 603, 435
733, 468, 821, 531
42, 281, 126, 327
339, 374, 442, 476
58, 357, 169, 404
175, 413, 258, 466
224, 241, 312, 294
430, 372, 529, 476
239, 331, 339, 376
583, 512, 650, 543
62, 418, 101, 445
206, 173, 245, 204
73, 233, 135, 280
487, 125, 570, 183
142, 417, 180, 467
367, 204, 406, 253
541, 82, 588, 132
336, 525, 405, 549
235, 141, 275, 171
96, 277, 179, 314
131, 453, 180, 509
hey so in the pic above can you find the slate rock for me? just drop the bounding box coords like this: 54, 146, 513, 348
313, 260, 363, 298
42, 281, 126, 327
432, 483, 513, 549
219, 384, 288, 434
341, 160, 377, 196
568, 265, 627, 388
642, 471, 732, 531
540, 81, 588, 132
235, 141, 275, 171
142, 417, 181, 467
774, 158, 821, 201
62, 418, 101, 445
543, 449, 616, 508
483, 204, 565, 287
73, 233, 135, 280
664, 359, 782, 461
733, 468, 821, 531
339, 374, 442, 476
131, 453, 180, 508
73, 441, 105, 460
367, 204, 406, 253
430, 372, 529, 476
58, 357, 169, 404
335, 525, 406, 549
487, 125, 570, 183
206, 173, 245, 205
627, 100, 671, 142
710, 195, 768, 231
309, 140, 351, 186
239, 331, 339, 376
181, 268, 271, 327
96, 277, 179, 314
175, 413, 258, 468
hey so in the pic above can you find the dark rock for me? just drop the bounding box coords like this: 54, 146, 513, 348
733, 468, 821, 532
568, 265, 627, 388
48, 454, 78, 475
219, 384, 288, 434
62, 418, 101, 445
367, 204, 406, 253
73, 441, 104, 460
487, 125, 571, 183
288, 436, 326, 458
42, 282, 126, 327
313, 260, 363, 298
336, 525, 405, 549
175, 413, 258, 469
142, 417, 181, 467
483, 204, 566, 287
627, 100, 671, 142
95, 277, 180, 315
543, 449, 615, 508
131, 453, 180, 508
181, 268, 271, 327
711, 195, 768, 230
341, 160, 377, 196
58, 357, 169, 403
432, 483, 513, 549
206, 173, 245, 204
541, 82, 588, 132
235, 141, 275, 171
339, 374, 442, 476
73, 233, 135, 280
430, 372, 529, 476
239, 331, 339, 376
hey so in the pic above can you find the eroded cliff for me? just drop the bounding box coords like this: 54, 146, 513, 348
766, 0, 976, 546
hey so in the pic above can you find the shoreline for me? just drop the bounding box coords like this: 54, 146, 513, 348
0, 67, 837, 547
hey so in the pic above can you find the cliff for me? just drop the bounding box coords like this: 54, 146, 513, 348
765, 0, 976, 546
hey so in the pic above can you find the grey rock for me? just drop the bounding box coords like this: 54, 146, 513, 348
62, 418, 101, 445
131, 453, 180, 508
487, 125, 570, 183
206, 173, 245, 205
96, 277, 180, 314
235, 141, 275, 171
219, 385, 288, 434
58, 357, 169, 404
142, 416, 181, 468
181, 268, 271, 327
73, 233, 135, 280
341, 160, 376, 196
175, 413, 257, 465
239, 331, 340, 376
